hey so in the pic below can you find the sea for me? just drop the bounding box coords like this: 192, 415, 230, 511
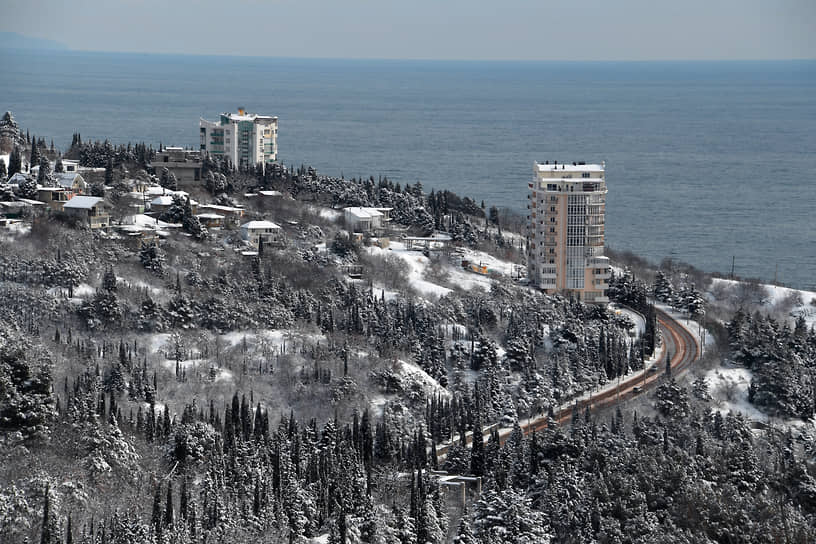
1, 50, 814, 289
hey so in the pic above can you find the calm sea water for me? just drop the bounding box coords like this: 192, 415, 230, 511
2, 51, 814, 289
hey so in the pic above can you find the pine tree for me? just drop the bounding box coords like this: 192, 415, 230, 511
37, 155, 53, 185
165, 481, 174, 527
104, 156, 114, 186
0, 158, 6, 179
653, 271, 674, 303
54, 156, 64, 173
8, 146, 22, 178
453, 508, 477, 544
17, 174, 38, 199
30, 139, 41, 168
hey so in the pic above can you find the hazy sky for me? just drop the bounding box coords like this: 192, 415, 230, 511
3, 0, 815, 60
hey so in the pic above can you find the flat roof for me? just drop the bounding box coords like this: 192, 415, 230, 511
241, 220, 281, 229
536, 162, 604, 172
345, 207, 384, 219
199, 204, 244, 212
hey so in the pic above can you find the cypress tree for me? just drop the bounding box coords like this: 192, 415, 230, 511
165, 480, 174, 527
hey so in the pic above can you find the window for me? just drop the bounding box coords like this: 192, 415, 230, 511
582, 172, 591, 178
547, 184, 558, 191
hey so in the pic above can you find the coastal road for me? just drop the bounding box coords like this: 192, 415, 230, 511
435, 306, 701, 459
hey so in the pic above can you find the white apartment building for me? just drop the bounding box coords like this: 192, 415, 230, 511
199, 108, 278, 168
526, 160, 611, 304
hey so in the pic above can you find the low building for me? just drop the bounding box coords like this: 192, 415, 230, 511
197, 204, 244, 225
152, 147, 202, 184
62, 196, 111, 229
196, 213, 225, 228
240, 220, 282, 248
36, 187, 72, 211
60, 159, 80, 173
343, 207, 392, 233
55, 172, 87, 194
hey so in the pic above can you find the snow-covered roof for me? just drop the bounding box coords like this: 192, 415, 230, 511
151, 194, 197, 206
55, 172, 86, 188
196, 213, 225, 219
345, 207, 383, 219
535, 162, 604, 172
240, 220, 281, 230
63, 196, 107, 210
151, 195, 175, 206
8, 173, 28, 183
122, 214, 175, 229
198, 204, 243, 213
16, 198, 46, 206
259, 190, 282, 197
145, 185, 167, 196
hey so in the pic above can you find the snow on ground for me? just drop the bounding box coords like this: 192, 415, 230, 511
371, 283, 400, 302
307, 205, 342, 221
219, 328, 326, 355
369, 394, 389, 416
442, 322, 468, 338
364, 242, 452, 298
610, 303, 645, 335
48, 282, 96, 303
0, 221, 31, 237
363, 240, 523, 299
117, 276, 164, 296
215, 369, 234, 383
158, 357, 209, 371
710, 278, 816, 328
704, 366, 769, 422
457, 247, 520, 277
146, 333, 172, 355
393, 358, 451, 399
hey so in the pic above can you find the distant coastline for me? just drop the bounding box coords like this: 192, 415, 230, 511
0, 31, 68, 52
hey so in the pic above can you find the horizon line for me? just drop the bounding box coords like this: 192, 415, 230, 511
6, 46, 816, 64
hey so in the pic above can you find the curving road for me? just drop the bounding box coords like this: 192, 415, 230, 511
435, 306, 701, 459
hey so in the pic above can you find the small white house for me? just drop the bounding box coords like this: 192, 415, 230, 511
62, 196, 111, 229
343, 207, 392, 233
240, 220, 282, 248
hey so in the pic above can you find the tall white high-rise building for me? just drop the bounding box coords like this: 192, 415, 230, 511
199, 108, 278, 168
526, 160, 611, 303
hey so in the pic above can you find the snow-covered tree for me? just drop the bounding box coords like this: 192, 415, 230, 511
0, 326, 55, 439
653, 271, 674, 303
139, 239, 166, 276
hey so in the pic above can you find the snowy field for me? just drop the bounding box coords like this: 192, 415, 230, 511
705, 366, 768, 421
143, 328, 328, 385
710, 278, 816, 328
704, 365, 814, 431
362, 240, 521, 300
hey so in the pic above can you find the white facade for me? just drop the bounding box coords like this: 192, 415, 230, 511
200, 108, 278, 168
240, 220, 282, 247
526, 161, 611, 304
344, 207, 392, 232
